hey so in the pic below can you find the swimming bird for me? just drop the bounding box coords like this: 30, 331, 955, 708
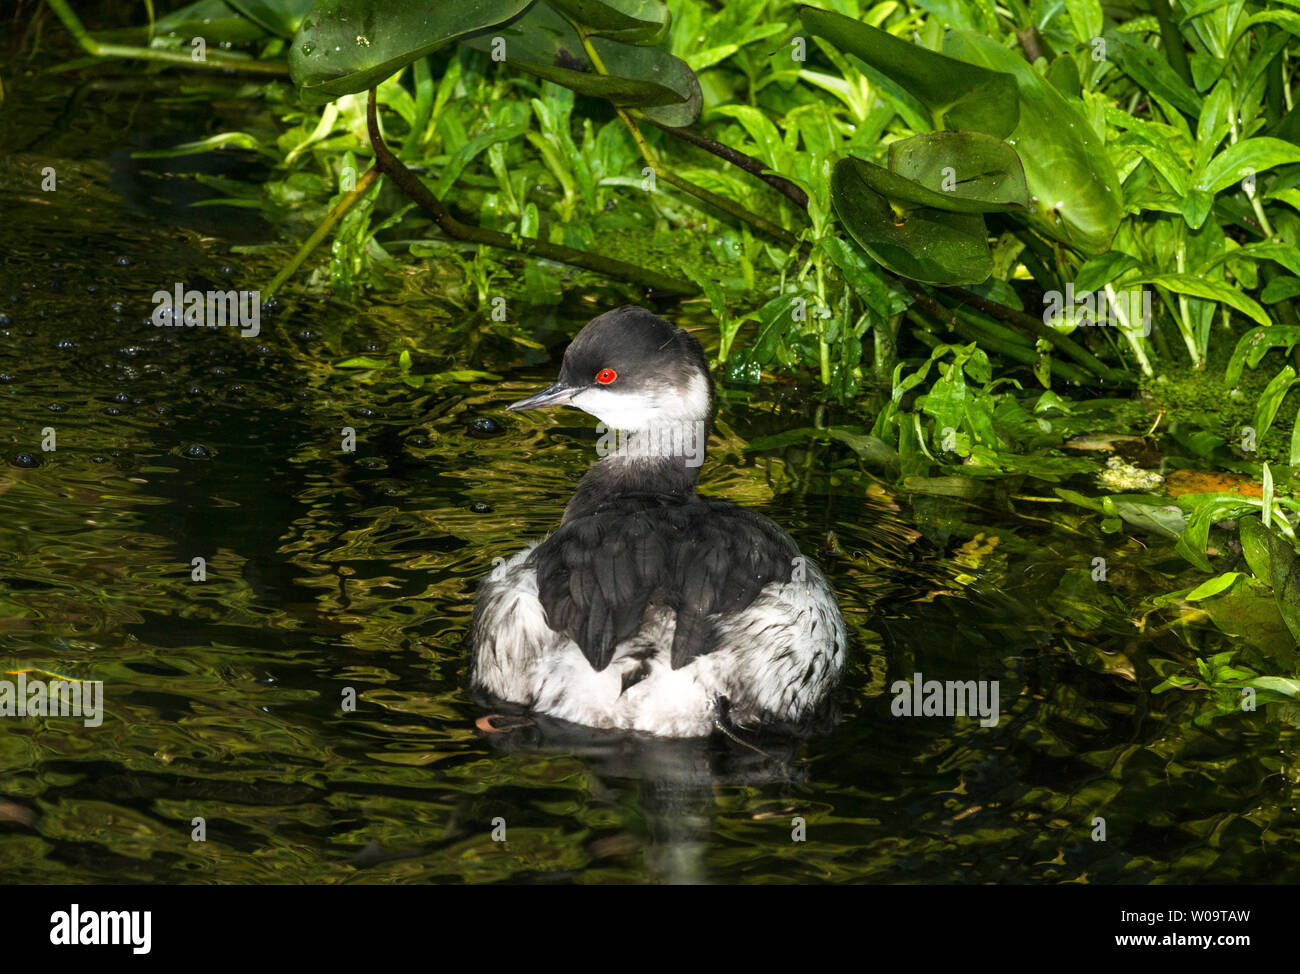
470, 306, 847, 737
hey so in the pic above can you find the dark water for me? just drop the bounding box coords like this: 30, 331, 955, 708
2, 66, 1298, 885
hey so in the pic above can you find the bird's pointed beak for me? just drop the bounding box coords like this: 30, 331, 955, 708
507, 381, 579, 412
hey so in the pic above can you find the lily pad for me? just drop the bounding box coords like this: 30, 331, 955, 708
831, 156, 993, 284
942, 30, 1123, 255
885, 132, 1031, 211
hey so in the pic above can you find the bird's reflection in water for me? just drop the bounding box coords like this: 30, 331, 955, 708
476, 708, 835, 884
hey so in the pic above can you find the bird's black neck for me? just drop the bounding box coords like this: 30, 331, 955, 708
562, 433, 705, 522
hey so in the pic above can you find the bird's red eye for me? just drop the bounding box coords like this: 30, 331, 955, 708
596, 368, 618, 385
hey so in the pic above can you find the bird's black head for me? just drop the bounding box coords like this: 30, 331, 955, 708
508, 306, 714, 431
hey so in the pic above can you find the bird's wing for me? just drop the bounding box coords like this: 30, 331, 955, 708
532, 497, 799, 672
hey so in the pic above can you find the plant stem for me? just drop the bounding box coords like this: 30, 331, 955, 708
1172, 235, 1204, 368
930, 284, 1130, 384
264, 166, 380, 297
635, 114, 810, 209
365, 90, 698, 295
561, 13, 799, 247
45, 0, 289, 75
1103, 283, 1155, 378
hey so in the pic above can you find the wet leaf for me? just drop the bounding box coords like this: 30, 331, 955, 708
942, 30, 1123, 255
154, 0, 272, 43
1239, 518, 1300, 647
831, 157, 993, 284
1101, 30, 1200, 118
874, 132, 1031, 212
290, 0, 532, 104
462, 3, 701, 126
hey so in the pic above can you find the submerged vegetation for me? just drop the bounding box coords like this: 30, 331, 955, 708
28, 0, 1300, 729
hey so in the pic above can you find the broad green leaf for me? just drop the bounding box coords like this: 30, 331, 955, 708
831, 157, 993, 284
1199, 242, 1300, 278
1240, 516, 1273, 580
825, 428, 899, 466
154, 0, 271, 43
1045, 52, 1082, 99
799, 7, 1019, 138
546, 0, 671, 43
462, 3, 701, 126
887, 132, 1031, 210
1193, 80, 1233, 174
1239, 518, 1300, 646
838, 134, 1029, 215
290, 0, 532, 104
942, 30, 1123, 254
1075, 251, 1141, 293
1263, 278, 1300, 303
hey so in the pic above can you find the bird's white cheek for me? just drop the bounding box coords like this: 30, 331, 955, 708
572, 387, 660, 429
573, 374, 710, 429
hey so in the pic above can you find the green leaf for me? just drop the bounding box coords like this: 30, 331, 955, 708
1130, 274, 1270, 326
825, 428, 900, 466
1045, 52, 1081, 99
1263, 278, 1300, 304
546, 0, 671, 43
1102, 30, 1200, 118
886, 132, 1032, 210
1199, 242, 1300, 278
1186, 572, 1247, 601
1074, 251, 1141, 293
942, 30, 1123, 254
1064, 0, 1103, 44
831, 157, 993, 284
462, 3, 701, 126
1241, 516, 1273, 580
1239, 518, 1300, 646
1225, 326, 1300, 386
1195, 138, 1300, 195
229, 0, 316, 37
154, 0, 273, 43
798, 6, 1019, 138
1253, 364, 1297, 441
290, 0, 532, 104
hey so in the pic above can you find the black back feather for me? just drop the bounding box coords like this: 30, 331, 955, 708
530, 493, 799, 671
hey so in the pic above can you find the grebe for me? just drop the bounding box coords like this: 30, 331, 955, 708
470, 306, 847, 737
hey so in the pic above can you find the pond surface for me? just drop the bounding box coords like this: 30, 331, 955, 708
1, 66, 1297, 885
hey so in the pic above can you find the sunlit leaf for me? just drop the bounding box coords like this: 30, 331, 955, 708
799, 6, 1019, 138
942, 30, 1123, 254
